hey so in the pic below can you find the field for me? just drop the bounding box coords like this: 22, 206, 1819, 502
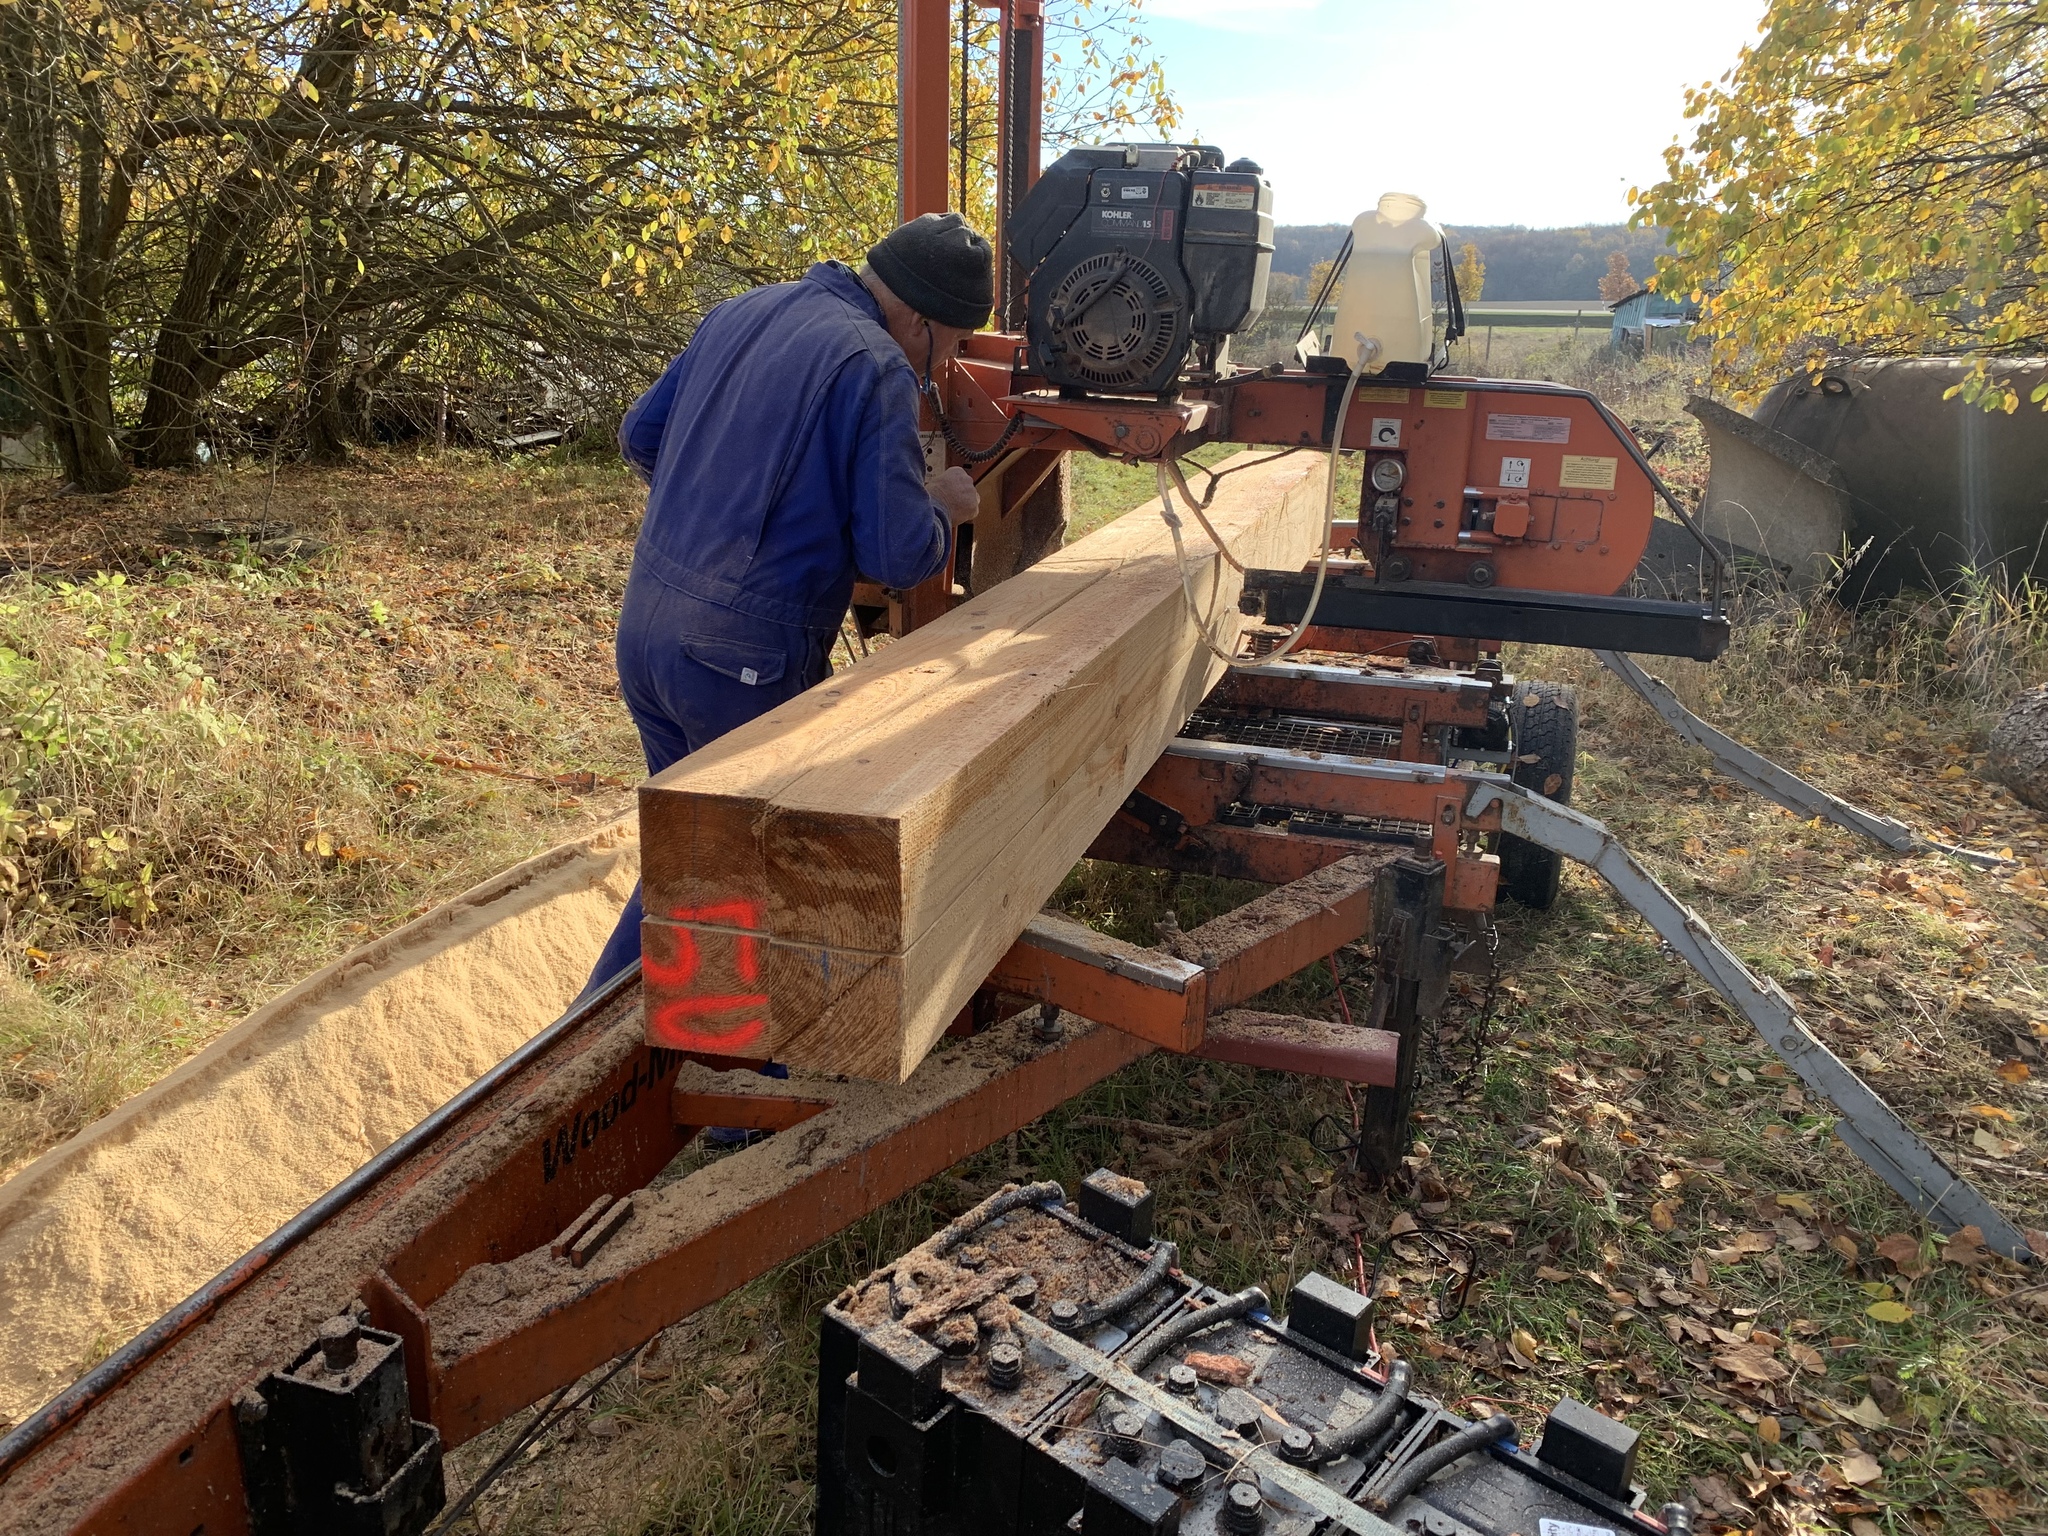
3, 336, 2045, 1534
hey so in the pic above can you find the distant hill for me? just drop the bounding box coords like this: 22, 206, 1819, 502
1271, 223, 1673, 303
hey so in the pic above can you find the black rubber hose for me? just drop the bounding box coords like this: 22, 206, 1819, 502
1311, 1360, 1411, 1464
1076, 1240, 1179, 1329
1365, 1413, 1516, 1513
925, 1181, 1066, 1258
1125, 1285, 1271, 1376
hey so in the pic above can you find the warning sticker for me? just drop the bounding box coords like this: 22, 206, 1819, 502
1354, 386, 1411, 403
1423, 389, 1468, 408
1369, 417, 1403, 448
1486, 412, 1572, 444
1538, 1521, 1616, 1536
1559, 454, 1618, 490
1499, 457, 1531, 489
1191, 183, 1256, 210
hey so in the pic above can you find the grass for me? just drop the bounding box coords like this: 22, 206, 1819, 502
6, 341, 2045, 1533
0, 450, 645, 1176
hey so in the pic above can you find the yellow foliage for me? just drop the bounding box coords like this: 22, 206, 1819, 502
1636, 1, 2048, 411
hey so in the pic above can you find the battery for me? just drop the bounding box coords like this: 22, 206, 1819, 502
816, 1171, 1694, 1536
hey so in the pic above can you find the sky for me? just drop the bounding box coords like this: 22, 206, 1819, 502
1136, 0, 1770, 228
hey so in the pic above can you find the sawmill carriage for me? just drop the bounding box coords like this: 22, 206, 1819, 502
0, 5, 2031, 1535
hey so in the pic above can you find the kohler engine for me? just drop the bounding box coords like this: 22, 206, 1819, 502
1006, 143, 1273, 395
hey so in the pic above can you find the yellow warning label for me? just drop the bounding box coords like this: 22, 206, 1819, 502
1354, 386, 1411, 403
1423, 389, 1468, 408
1559, 454, 1618, 491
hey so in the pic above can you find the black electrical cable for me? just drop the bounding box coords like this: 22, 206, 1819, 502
923, 1180, 1066, 1258
1308, 1359, 1411, 1464
933, 399, 1028, 464
1075, 1240, 1179, 1329
1296, 233, 1352, 352
1364, 1413, 1516, 1512
426, 1345, 640, 1534
1124, 1285, 1271, 1377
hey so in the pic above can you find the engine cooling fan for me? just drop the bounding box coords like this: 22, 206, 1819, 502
1041, 251, 1183, 392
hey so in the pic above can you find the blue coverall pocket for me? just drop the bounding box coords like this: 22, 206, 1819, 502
681, 635, 788, 687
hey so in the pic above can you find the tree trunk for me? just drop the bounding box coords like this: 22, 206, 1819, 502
302, 325, 352, 465
0, 1, 131, 492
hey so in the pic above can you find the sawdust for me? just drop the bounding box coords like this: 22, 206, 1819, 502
0, 817, 638, 1426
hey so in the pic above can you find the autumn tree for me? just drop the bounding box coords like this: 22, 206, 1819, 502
1637, 0, 2048, 410
1596, 250, 1635, 303
0, 0, 1181, 479
0, 0, 242, 491
1454, 241, 1485, 302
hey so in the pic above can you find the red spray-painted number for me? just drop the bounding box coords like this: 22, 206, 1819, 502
643, 900, 768, 1051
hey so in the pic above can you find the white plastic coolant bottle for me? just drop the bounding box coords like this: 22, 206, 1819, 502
1328, 192, 1441, 373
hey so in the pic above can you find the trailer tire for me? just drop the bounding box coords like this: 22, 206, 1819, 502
1498, 679, 1578, 910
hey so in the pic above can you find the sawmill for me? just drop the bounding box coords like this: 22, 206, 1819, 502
0, 3, 2033, 1534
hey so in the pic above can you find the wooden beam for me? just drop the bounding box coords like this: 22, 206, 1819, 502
638, 451, 1331, 1080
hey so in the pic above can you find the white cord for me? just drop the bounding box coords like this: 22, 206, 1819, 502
1158, 355, 1364, 670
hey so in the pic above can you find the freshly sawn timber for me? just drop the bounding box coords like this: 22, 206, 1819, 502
638, 449, 1331, 1080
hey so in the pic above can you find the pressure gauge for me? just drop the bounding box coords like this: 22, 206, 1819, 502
1369, 457, 1406, 493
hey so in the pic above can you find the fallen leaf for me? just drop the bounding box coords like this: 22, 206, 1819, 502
1703, 1231, 1776, 1263
703, 1382, 729, 1405
1775, 1193, 1819, 1219
1388, 1212, 1420, 1237
1840, 1395, 1889, 1429
1758, 1415, 1781, 1444
1873, 1233, 1930, 1278
1971, 1103, 2016, 1122
1852, 1520, 1884, 1536
1966, 1487, 2024, 1522
1787, 1341, 1826, 1374
1712, 1341, 1789, 1384
1650, 1199, 1679, 1232
1839, 1452, 1883, 1486
1997, 1059, 2031, 1083
1974, 1126, 2022, 1158
1941, 1225, 1991, 1268
1828, 1234, 1860, 1263
1507, 1327, 1540, 1369
1535, 1265, 1573, 1283
1866, 1300, 1914, 1324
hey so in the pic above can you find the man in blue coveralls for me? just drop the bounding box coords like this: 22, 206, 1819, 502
579, 212, 993, 998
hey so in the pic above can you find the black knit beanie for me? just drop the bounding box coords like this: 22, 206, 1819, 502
866, 212, 994, 330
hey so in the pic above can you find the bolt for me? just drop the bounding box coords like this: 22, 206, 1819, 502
1006, 1275, 1039, 1312
1050, 1299, 1082, 1333
986, 1343, 1023, 1390
891, 1282, 923, 1318
1110, 1411, 1146, 1462
1166, 1364, 1199, 1395
317, 1316, 360, 1372
1223, 1478, 1265, 1532
957, 1244, 989, 1272
1035, 1002, 1063, 1042
1156, 1438, 1205, 1492
1280, 1427, 1317, 1464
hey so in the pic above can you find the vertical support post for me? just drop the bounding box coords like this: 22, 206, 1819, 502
900, 0, 952, 221
997, 0, 1044, 325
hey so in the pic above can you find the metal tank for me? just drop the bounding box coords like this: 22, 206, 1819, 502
1751, 357, 2048, 596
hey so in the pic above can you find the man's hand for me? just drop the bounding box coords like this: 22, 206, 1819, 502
926, 464, 980, 527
